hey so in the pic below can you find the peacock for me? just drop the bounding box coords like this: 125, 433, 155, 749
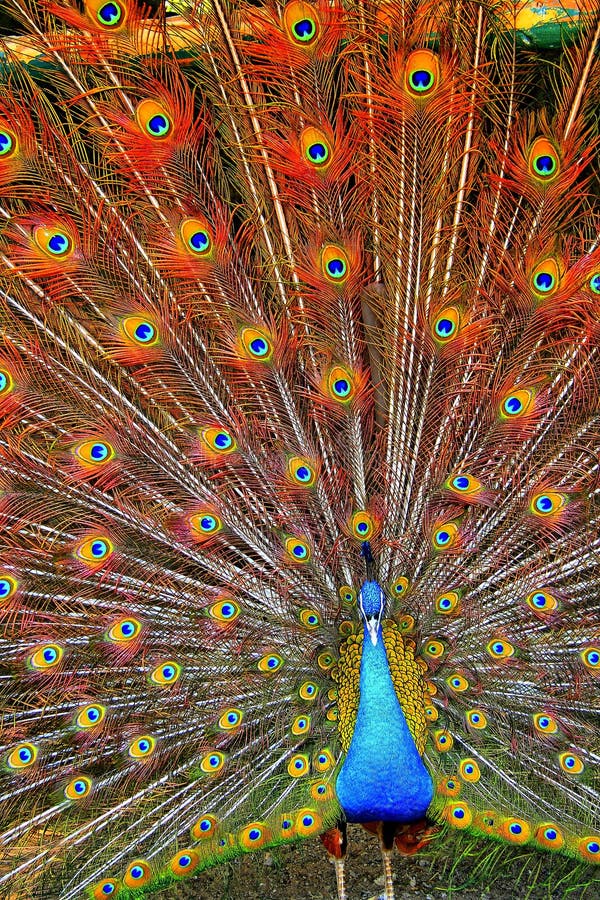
0, 1, 599, 898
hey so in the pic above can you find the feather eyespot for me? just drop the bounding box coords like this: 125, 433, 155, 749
339, 584, 356, 605
218, 708, 243, 730
95, 1, 124, 27
200, 751, 225, 774
0, 367, 13, 397
169, 849, 200, 877
405, 49, 440, 96
526, 590, 558, 613
73, 439, 115, 467
301, 127, 331, 168
389, 576, 409, 598
288, 753, 309, 777
64, 776, 92, 800
535, 824, 564, 850
296, 809, 321, 836
446, 473, 482, 496
75, 536, 114, 565
321, 245, 349, 282
209, 599, 240, 623
313, 749, 334, 772
0, 128, 16, 157
258, 653, 283, 674
531, 258, 560, 296
533, 712, 558, 734
445, 802, 472, 828
423, 639, 445, 659
239, 326, 274, 361
589, 272, 600, 295
499, 818, 531, 843
136, 99, 172, 139
350, 510, 377, 540
325, 364, 355, 402
432, 521, 459, 551
433, 729, 453, 751
288, 456, 317, 487
435, 590, 460, 614
299, 681, 318, 700
0, 575, 18, 603
28, 643, 63, 670
7, 742, 38, 769
123, 860, 152, 888
317, 651, 334, 671
149, 661, 181, 686
76, 704, 106, 729
92, 880, 120, 899
432, 307, 460, 343
578, 838, 600, 862
284, 2, 320, 44
200, 426, 236, 455
34, 226, 73, 258
530, 491, 566, 517
500, 387, 535, 419
459, 759, 480, 782
299, 608, 320, 628
107, 617, 141, 642
191, 815, 217, 840
189, 512, 223, 539
180, 218, 213, 256
528, 138, 559, 181
239, 822, 270, 849
581, 646, 600, 670
128, 736, 156, 758
285, 536, 311, 562
558, 752, 584, 774
121, 316, 158, 346
291, 715, 311, 735
446, 673, 469, 692
486, 638, 514, 659
465, 708, 487, 729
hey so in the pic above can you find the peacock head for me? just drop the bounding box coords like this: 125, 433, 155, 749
358, 580, 385, 646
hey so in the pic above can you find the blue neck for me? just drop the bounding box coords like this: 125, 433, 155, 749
335, 620, 434, 823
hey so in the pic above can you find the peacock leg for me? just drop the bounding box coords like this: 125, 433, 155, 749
321, 823, 348, 900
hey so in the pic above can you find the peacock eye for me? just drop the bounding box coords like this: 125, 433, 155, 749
136, 100, 172, 140
405, 50, 440, 96
589, 273, 600, 294
0, 129, 16, 157
35, 226, 73, 257
74, 439, 115, 466
293, 17, 316, 42
433, 307, 460, 342
529, 138, 559, 180
97, 1, 123, 27
0, 367, 13, 395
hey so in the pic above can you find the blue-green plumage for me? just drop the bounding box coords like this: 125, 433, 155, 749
335, 581, 434, 823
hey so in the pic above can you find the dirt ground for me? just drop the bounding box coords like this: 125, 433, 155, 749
161, 824, 599, 899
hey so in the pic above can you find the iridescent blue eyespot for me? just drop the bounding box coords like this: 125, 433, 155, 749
452, 476, 470, 490
43, 647, 58, 664
0, 131, 14, 155
282, 818, 292, 830
326, 257, 347, 279
293, 18, 316, 41
97, 2, 122, 26
296, 466, 311, 482
504, 395, 523, 415
535, 495, 553, 513
435, 317, 454, 338
307, 142, 327, 163
589, 273, 600, 294
134, 322, 155, 343
410, 69, 433, 91
189, 230, 210, 253
147, 115, 170, 137
533, 271, 555, 292
47, 233, 70, 255
250, 338, 268, 356
333, 379, 350, 397
214, 432, 231, 449
91, 443, 109, 461
453, 806, 465, 819
91, 540, 108, 558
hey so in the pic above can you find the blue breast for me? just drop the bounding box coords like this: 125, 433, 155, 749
335, 625, 434, 823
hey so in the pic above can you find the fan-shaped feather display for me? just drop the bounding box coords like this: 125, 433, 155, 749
0, 1, 599, 898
